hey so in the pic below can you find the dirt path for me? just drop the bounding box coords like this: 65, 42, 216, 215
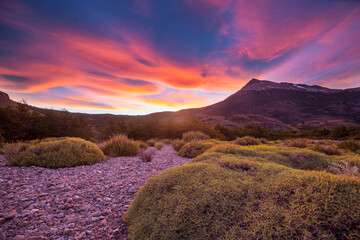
0, 145, 190, 240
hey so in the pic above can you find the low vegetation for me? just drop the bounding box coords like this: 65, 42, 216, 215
182, 131, 210, 142
136, 141, 148, 150
170, 139, 185, 152
4, 137, 104, 168
125, 140, 360, 240
155, 142, 165, 150
338, 140, 360, 152
102, 135, 139, 157
146, 138, 157, 147
234, 136, 265, 146
178, 141, 215, 158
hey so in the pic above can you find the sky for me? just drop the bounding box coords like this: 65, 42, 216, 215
0, 0, 359, 114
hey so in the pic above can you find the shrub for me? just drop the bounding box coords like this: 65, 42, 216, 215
288, 139, 307, 148
0, 134, 5, 146
136, 141, 148, 150
170, 139, 185, 152
182, 131, 210, 143
178, 142, 214, 158
139, 147, 156, 162
125, 158, 360, 240
155, 142, 165, 150
102, 135, 139, 157
2, 142, 29, 161
234, 136, 265, 146
313, 144, 341, 155
338, 141, 360, 152
6, 138, 104, 168
208, 144, 330, 171
146, 138, 157, 147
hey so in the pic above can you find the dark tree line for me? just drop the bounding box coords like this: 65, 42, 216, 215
0, 102, 93, 142
1, 101, 359, 143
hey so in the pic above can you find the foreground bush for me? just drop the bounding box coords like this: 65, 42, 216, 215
155, 142, 165, 150
125, 155, 360, 240
102, 135, 139, 157
182, 131, 210, 142
170, 139, 186, 152
178, 142, 214, 158
6, 138, 104, 168
234, 136, 265, 146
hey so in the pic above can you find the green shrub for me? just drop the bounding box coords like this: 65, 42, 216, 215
103, 135, 139, 157
313, 144, 341, 155
146, 138, 157, 147
234, 136, 265, 146
178, 142, 214, 158
155, 142, 165, 150
136, 141, 148, 150
182, 131, 210, 142
170, 139, 186, 152
338, 141, 360, 152
6, 138, 104, 168
208, 144, 330, 171
125, 156, 360, 240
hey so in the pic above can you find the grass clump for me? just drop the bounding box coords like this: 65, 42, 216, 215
102, 134, 139, 157
182, 131, 210, 142
288, 138, 308, 148
338, 141, 360, 152
170, 139, 185, 152
136, 141, 148, 150
146, 138, 157, 147
139, 147, 156, 162
178, 142, 214, 158
155, 142, 165, 150
234, 136, 265, 146
5, 138, 104, 168
125, 156, 360, 240
313, 144, 341, 155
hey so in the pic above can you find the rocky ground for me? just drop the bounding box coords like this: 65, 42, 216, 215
0, 145, 190, 240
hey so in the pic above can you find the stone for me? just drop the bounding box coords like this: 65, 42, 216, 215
63, 228, 73, 235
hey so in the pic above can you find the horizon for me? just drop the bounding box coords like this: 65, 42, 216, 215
1, 0, 360, 114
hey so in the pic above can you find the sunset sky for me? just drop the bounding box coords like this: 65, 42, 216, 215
0, 0, 359, 114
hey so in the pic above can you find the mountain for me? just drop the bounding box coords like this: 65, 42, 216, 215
179, 78, 360, 129
1, 78, 360, 130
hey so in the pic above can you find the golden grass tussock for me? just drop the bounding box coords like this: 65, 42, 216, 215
170, 139, 186, 152
234, 136, 266, 146
5, 137, 104, 168
155, 142, 165, 150
182, 131, 210, 143
102, 134, 139, 157
178, 141, 215, 158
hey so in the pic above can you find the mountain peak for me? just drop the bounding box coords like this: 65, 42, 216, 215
0, 91, 10, 107
240, 78, 341, 93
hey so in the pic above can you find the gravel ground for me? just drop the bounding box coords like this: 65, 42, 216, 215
0, 145, 190, 240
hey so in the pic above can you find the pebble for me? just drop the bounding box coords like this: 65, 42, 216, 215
0, 145, 190, 239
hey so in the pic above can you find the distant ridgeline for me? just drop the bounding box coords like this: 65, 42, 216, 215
0, 78, 359, 142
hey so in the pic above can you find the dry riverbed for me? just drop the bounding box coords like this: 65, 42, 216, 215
0, 145, 190, 240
